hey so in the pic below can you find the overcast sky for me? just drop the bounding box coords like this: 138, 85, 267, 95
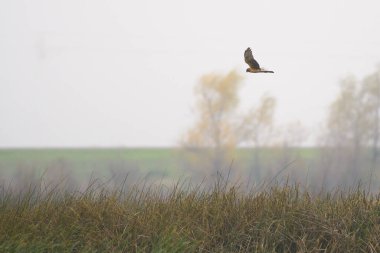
1, 0, 380, 147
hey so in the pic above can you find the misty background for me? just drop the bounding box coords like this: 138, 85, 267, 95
1, 0, 380, 147
1, 0, 380, 191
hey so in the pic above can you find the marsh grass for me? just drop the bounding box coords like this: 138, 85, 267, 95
1, 176, 380, 253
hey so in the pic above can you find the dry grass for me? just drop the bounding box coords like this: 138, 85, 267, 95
1, 177, 380, 253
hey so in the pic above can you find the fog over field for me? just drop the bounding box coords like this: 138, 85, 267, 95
1, 1, 380, 191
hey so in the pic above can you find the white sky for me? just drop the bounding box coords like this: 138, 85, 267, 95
1, 0, 380, 147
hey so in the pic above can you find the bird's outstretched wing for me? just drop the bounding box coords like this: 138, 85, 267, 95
244, 47, 260, 70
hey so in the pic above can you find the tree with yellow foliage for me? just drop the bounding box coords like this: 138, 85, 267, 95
181, 70, 277, 179
181, 70, 242, 175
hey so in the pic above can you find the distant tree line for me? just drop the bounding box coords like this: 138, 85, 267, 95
181, 67, 380, 188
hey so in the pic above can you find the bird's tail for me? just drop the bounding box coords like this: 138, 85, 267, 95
259, 70, 274, 73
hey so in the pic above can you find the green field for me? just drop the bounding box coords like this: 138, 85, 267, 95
0, 147, 319, 178
0, 148, 182, 180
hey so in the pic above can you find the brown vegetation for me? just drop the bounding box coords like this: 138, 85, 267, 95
1, 178, 380, 252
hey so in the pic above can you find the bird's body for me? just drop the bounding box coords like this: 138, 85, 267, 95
244, 47, 274, 73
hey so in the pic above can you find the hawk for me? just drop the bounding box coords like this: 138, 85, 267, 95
244, 47, 274, 73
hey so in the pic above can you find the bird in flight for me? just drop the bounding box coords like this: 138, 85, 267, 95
244, 47, 274, 73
